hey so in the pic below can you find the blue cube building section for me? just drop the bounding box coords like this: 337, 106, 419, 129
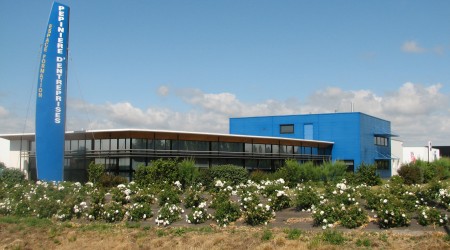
230, 112, 392, 176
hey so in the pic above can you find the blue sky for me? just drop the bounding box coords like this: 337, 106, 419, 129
0, 0, 449, 146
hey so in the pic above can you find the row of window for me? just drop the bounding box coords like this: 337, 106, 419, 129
374, 136, 389, 146
52, 139, 329, 155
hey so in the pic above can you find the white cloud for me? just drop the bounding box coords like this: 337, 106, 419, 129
157, 85, 170, 96
3, 83, 449, 146
0, 106, 9, 117
401, 41, 425, 53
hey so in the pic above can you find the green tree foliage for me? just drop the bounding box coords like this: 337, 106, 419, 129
134, 158, 201, 189
133, 158, 179, 188
202, 165, 249, 187
396, 158, 450, 184
0, 166, 26, 185
177, 158, 199, 189
274, 159, 302, 186
354, 164, 382, 186
87, 162, 105, 185
320, 161, 347, 183
275, 160, 348, 186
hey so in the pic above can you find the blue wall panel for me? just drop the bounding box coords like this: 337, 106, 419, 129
230, 112, 392, 173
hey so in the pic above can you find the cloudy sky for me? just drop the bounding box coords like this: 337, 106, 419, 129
0, 0, 449, 146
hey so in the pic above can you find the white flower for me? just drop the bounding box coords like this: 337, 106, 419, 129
383, 199, 388, 204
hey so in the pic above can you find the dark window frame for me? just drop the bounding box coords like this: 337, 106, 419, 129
280, 124, 294, 134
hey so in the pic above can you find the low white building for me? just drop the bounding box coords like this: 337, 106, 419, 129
0, 137, 30, 176
402, 146, 440, 165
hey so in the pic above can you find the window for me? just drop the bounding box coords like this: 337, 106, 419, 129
374, 136, 388, 146
342, 160, 355, 172
280, 124, 294, 134
375, 160, 389, 170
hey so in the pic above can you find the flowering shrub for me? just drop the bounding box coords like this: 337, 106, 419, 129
102, 201, 125, 223
293, 185, 320, 211
110, 184, 133, 204
209, 183, 233, 209
126, 202, 153, 221
184, 185, 206, 208
312, 201, 339, 229
155, 203, 184, 226
158, 187, 181, 206
0, 198, 13, 215
240, 191, 260, 211
400, 190, 420, 212
260, 179, 286, 197
327, 181, 358, 206
32, 195, 59, 218
243, 202, 275, 226
129, 186, 156, 204
185, 202, 210, 224
339, 205, 368, 228
417, 206, 448, 226
437, 188, 450, 209
268, 190, 291, 211
84, 189, 106, 221
213, 200, 241, 227
375, 198, 410, 228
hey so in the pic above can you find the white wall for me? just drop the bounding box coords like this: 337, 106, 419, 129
0, 138, 10, 167
391, 139, 403, 176
0, 138, 30, 178
403, 147, 440, 165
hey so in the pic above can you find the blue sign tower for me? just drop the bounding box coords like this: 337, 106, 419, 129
35, 2, 70, 181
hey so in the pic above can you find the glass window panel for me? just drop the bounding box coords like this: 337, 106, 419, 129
155, 140, 170, 150
253, 144, 264, 153
211, 142, 218, 151
101, 139, 110, 150
110, 139, 118, 150
218, 142, 244, 152
245, 159, 257, 169
70, 140, 78, 151
280, 124, 294, 134
84, 140, 92, 151
65, 140, 70, 151
94, 139, 101, 151
132, 138, 147, 149
95, 158, 105, 165
258, 160, 271, 169
265, 144, 272, 153
272, 144, 279, 154
244, 143, 252, 153
119, 158, 130, 170
118, 138, 129, 150
132, 158, 146, 170
78, 140, 85, 150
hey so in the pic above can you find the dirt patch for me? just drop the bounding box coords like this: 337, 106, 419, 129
1, 219, 450, 250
